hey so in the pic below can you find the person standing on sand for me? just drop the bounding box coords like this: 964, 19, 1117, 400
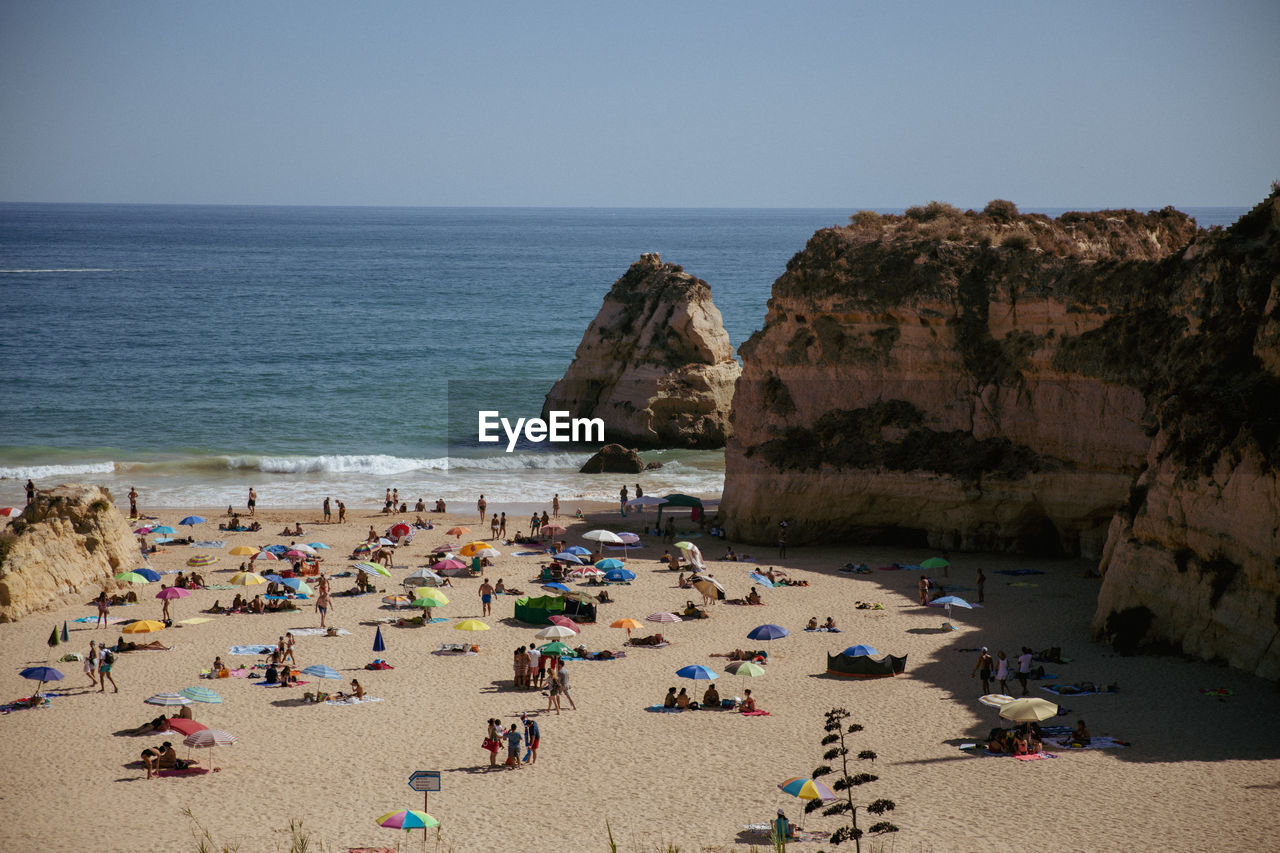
995, 650, 1011, 694
477, 494, 487, 523
522, 713, 540, 764
918, 574, 931, 605
160, 588, 172, 623
385, 489, 392, 512
499, 512, 507, 538
530, 511, 541, 538
314, 590, 332, 628
777, 527, 787, 558
128, 487, 139, 518
479, 578, 494, 617
95, 591, 110, 628
323, 497, 331, 523
84, 640, 98, 687
972, 647, 993, 694
98, 644, 118, 693
337, 500, 346, 523
976, 566, 986, 603
1016, 647, 1033, 696
26, 479, 36, 505
247, 487, 257, 517
485, 718, 501, 767
504, 722, 523, 769
552, 494, 560, 518
555, 658, 576, 710
620, 485, 628, 516
490, 513, 500, 540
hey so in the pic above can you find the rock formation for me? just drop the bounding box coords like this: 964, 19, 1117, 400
579, 444, 645, 474
0, 484, 137, 622
722, 193, 1280, 677
543, 253, 741, 448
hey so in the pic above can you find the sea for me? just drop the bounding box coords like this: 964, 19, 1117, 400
0, 203, 1249, 510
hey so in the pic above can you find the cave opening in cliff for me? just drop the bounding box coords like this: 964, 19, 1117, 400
1015, 515, 1063, 556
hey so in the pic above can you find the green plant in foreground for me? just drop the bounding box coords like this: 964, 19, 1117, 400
810, 708, 898, 850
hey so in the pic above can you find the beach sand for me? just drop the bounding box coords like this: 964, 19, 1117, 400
2, 499, 1279, 852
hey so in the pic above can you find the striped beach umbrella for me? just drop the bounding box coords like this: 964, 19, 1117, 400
144, 692, 192, 707
187, 554, 218, 567
179, 686, 223, 704
353, 561, 392, 578
647, 612, 682, 623
301, 665, 340, 680
376, 810, 439, 831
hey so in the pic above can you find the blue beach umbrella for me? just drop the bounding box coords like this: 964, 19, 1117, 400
150, 526, 176, 536
179, 686, 223, 704
542, 583, 571, 593
930, 594, 973, 623
281, 577, 311, 593
603, 568, 635, 582
179, 516, 206, 527
595, 558, 625, 571
748, 572, 774, 586
373, 627, 386, 653
263, 574, 285, 584
301, 665, 340, 680
559, 546, 591, 557
133, 568, 161, 582
747, 624, 790, 641
20, 666, 64, 693
307, 542, 331, 550
263, 544, 288, 555
843, 644, 880, 657
552, 552, 582, 565
675, 664, 718, 680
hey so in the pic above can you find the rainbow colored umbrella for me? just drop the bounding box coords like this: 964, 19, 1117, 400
779, 776, 837, 801
187, 554, 218, 567
376, 810, 439, 831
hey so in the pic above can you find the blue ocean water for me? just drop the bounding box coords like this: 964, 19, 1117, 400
0, 203, 1248, 507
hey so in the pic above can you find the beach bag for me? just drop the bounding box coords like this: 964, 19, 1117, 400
102, 649, 116, 666
482, 738, 498, 753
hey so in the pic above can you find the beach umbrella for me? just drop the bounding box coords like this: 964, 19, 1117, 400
383, 594, 411, 608
263, 544, 288, 554
376, 810, 439, 831
603, 568, 635, 583
61, 621, 69, 643
182, 728, 236, 769
19, 665, 64, 694
178, 686, 223, 704
114, 571, 151, 584
778, 777, 837, 802
747, 624, 789, 641
430, 558, 467, 571
264, 574, 286, 584
725, 660, 767, 677
616, 532, 641, 545
123, 619, 167, 634
229, 546, 258, 556
921, 557, 950, 570
389, 523, 411, 539
552, 552, 582, 565
674, 541, 696, 551
134, 568, 162, 582
931, 594, 973, 622
536, 625, 578, 641
353, 561, 391, 578
583, 529, 624, 545
1, 507, 23, 517
179, 516, 205, 527
458, 541, 490, 557
468, 547, 500, 559
978, 694, 1016, 709
595, 558, 625, 570
282, 578, 313, 595
558, 545, 590, 556
539, 641, 573, 656
252, 550, 278, 561
676, 664, 718, 680
133, 525, 154, 534
647, 612, 682, 623
692, 575, 724, 600
610, 617, 644, 638
307, 542, 331, 550
540, 524, 567, 536
748, 572, 774, 586
166, 718, 208, 737
445, 526, 471, 539
547, 614, 580, 632
156, 587, 190, 600
373, 627, 386, 653
561, 591, 596, 605
411, 589, 449, 607
842, 644, 880, 657
187, 554, 218, 567
351, 543, 373, 554
454, 619, 489, 632
286, 549, 312, 559
541, 583, 571, 594
999, 698, 1059, 723
144, 692, 192, 707
150, 526, 176, 536
47, 626, 59, 647
288, 543, 317, 555
229, 571, 266, 586
568, 566, 602, 577
302, 665, 340, 680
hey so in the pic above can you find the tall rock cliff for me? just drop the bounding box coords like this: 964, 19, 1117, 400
543, 253, 741, 448
723, 193, 1280, 677
0, 484, 138, 622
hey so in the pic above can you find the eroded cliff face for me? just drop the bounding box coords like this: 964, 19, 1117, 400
0, 484, 137, 622
543, 254, 741, 449
724, 194, 1280, 677
724, 202, 1199, 555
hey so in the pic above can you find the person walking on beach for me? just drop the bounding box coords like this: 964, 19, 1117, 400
620, 485, 628, 515
127, 487, 139, 518
337, 500, 346, 523
545, 663, 562, 715
384, 489, 392, 512
995, 650, 1011, 694
552, 494, 560, 518
477, 494, 487, 523
555, 659, 576, 710
976, 566, 986, 604
1016, 647, 1033, 696
484, 718, 501, 768
84, 640, 98, 687
247, 487, 257, 516
314, 589, 332, 628
972, 647, 993, 695
95, 591, 110, 628
160, 588, 172, 623
498, 512, 507, 538
98, 643, 118, 693
522, 712, 540, 764
918, 574, 931, 605
479, 578, 494, 617
323, 497, 331, 523
490, 513, 500, 540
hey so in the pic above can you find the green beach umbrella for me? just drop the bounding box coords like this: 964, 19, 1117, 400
539, 641, 573, 656
115, 571, 151, 584
921, 557, 950, 569
48, 626, 60, 647
61, 621, 69, 643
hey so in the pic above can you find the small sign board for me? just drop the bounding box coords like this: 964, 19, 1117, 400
408, 770, 441, 792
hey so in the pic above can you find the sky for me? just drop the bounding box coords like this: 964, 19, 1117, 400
1, 1, 1277, 208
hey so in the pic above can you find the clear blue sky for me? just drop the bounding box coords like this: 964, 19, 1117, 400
1, 1, 1276, 208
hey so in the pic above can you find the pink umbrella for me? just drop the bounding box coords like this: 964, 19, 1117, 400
285, 550, 310, 558
548, 615, 580, 633
156, 587, 191, 600
431, 558, 467, 571
540, 524, 567, 536
132, 525, 154, 533
647, 612, 683, 623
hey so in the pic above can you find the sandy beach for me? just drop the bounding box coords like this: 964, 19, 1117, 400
2, 497, 1279, 853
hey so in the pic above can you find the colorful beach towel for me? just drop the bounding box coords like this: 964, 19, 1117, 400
741, 709, 771, 716
325, 696, 384, 706
1014, 752, 1058, 761
230, 645, 275, 655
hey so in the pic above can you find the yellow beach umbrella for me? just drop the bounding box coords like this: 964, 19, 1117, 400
229, 571, 266, 586
610, 617, 645, 638
459, 541, 498, 557
187, 554, 218, 567
412, 589, 449, 607
122, 620, 167, 634
454, 619, 489, 632
229, 546, 259, 556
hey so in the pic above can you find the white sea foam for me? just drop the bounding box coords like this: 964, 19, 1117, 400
223, 452, 591, 476
0, 461, 117, 480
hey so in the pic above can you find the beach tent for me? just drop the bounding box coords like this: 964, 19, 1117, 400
514, 595, 566, 625
656, 493, 703, 525
825, 652, 908, 678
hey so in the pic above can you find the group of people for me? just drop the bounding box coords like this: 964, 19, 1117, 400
971, 646, 1035, 696
483, 713, 541, 769
663, 682, 721, 709
80, 639, 119, 693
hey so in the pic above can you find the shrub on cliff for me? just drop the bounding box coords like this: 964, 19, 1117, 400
905, 201, 965, 222
983, 199, 1020, 221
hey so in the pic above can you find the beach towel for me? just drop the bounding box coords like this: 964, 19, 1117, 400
157, 767, 210, 777
741, 709, 771, 716
1045, 736, 1129, 750
995, 569, 1045, 576
73, 616, 127, 624
191, 540, 226, 548
626, 641, 670, 649
178, 617, 213, 625
803, 628, 843, 633
1014, 752, 1058, 761
252, 680, 310, 687
205, 584, 239, 591
230, 645, 275, 656
229, 668, 250, 677
515, 551, 546, 557
325, 696, 384, 706
646, 704, 682, 713
288, 627, 352, 637
741, 825, 829, 843
1040, 684, 1114, 696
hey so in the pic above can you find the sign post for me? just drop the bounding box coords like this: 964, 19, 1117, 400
408, 771, 441, 844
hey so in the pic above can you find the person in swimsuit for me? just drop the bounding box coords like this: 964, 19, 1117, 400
479, 578, 494, 617
972, 648, 993, 694
247, 487, 257, 516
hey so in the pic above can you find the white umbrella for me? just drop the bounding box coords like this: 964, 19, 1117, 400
182, 727, 237, 770
287, 543, 317, 555
144, 692, 192, 707
583, 529, 624, 545
536, 625, 578, 640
